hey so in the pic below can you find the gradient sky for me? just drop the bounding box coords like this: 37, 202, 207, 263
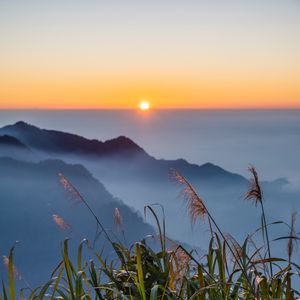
1, 0, 300, 109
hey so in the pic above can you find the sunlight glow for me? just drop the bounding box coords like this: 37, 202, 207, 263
139, 101, 150, 111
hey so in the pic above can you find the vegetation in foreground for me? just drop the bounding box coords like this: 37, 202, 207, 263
1, 167, 299, 300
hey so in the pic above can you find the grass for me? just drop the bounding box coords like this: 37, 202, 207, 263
1, 167, 300, 299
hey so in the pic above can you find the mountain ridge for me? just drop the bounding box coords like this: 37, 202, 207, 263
0, 121, 146, 158
0, 121, 248, 186
0, 134, 30, 149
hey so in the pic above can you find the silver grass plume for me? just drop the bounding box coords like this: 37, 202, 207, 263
245, 166, 263, 206
171, 169, 206, 224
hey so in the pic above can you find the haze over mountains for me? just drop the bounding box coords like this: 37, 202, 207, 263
0, 121, 299, 285
0, 122, 156, 286
0, 134, 34, 160
1, 121, 146, 157
0, 121, 247, 185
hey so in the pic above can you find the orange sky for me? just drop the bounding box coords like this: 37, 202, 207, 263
1, 0, 300, 109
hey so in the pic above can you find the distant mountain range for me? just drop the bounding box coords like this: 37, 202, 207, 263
0, 121, 247, 186
0, 121, 298, 281
0, 121, 146, 158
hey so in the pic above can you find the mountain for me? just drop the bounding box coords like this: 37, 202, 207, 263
0, 121, 146, 158
0, 157, 154, 286
0, 134, 29, 149
0, 121, 297, 249
0, 121, 247, 186
0, 134, 34, 160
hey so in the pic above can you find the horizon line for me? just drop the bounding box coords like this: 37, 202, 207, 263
1, 107, 300, 111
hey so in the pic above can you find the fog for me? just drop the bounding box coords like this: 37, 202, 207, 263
0, 116, 299, 288
0, 157, 154, 286
0, 109, 300, 182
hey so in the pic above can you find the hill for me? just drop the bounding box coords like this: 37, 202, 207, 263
0, 157, 154, 285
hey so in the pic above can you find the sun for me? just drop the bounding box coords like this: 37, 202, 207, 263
139, 101, 150, 111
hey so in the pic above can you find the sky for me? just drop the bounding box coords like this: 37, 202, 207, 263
0, 0, 300, 109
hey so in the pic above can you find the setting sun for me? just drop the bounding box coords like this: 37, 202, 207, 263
139, 101, 150, 111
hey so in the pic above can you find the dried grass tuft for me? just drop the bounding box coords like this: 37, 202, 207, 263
114, 208, 123, 231
173, 246, 191, 279
3, 255, 21, 280
224, 234, 243, 269
58, 172, 82, 205
170, 169, 206, 224
53, 214, 71, 231
245, 166, 263, 206
168, 244, 191, 289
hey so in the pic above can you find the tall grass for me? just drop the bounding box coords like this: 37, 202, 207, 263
1, 167, 299, 299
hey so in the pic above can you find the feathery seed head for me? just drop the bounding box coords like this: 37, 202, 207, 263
245, 166, 263, 206
52, 214, 71, 231
114, 208, 123, 231
2, 255, 21, 280
171, 169, 207, 224
58, 172, 82, 204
